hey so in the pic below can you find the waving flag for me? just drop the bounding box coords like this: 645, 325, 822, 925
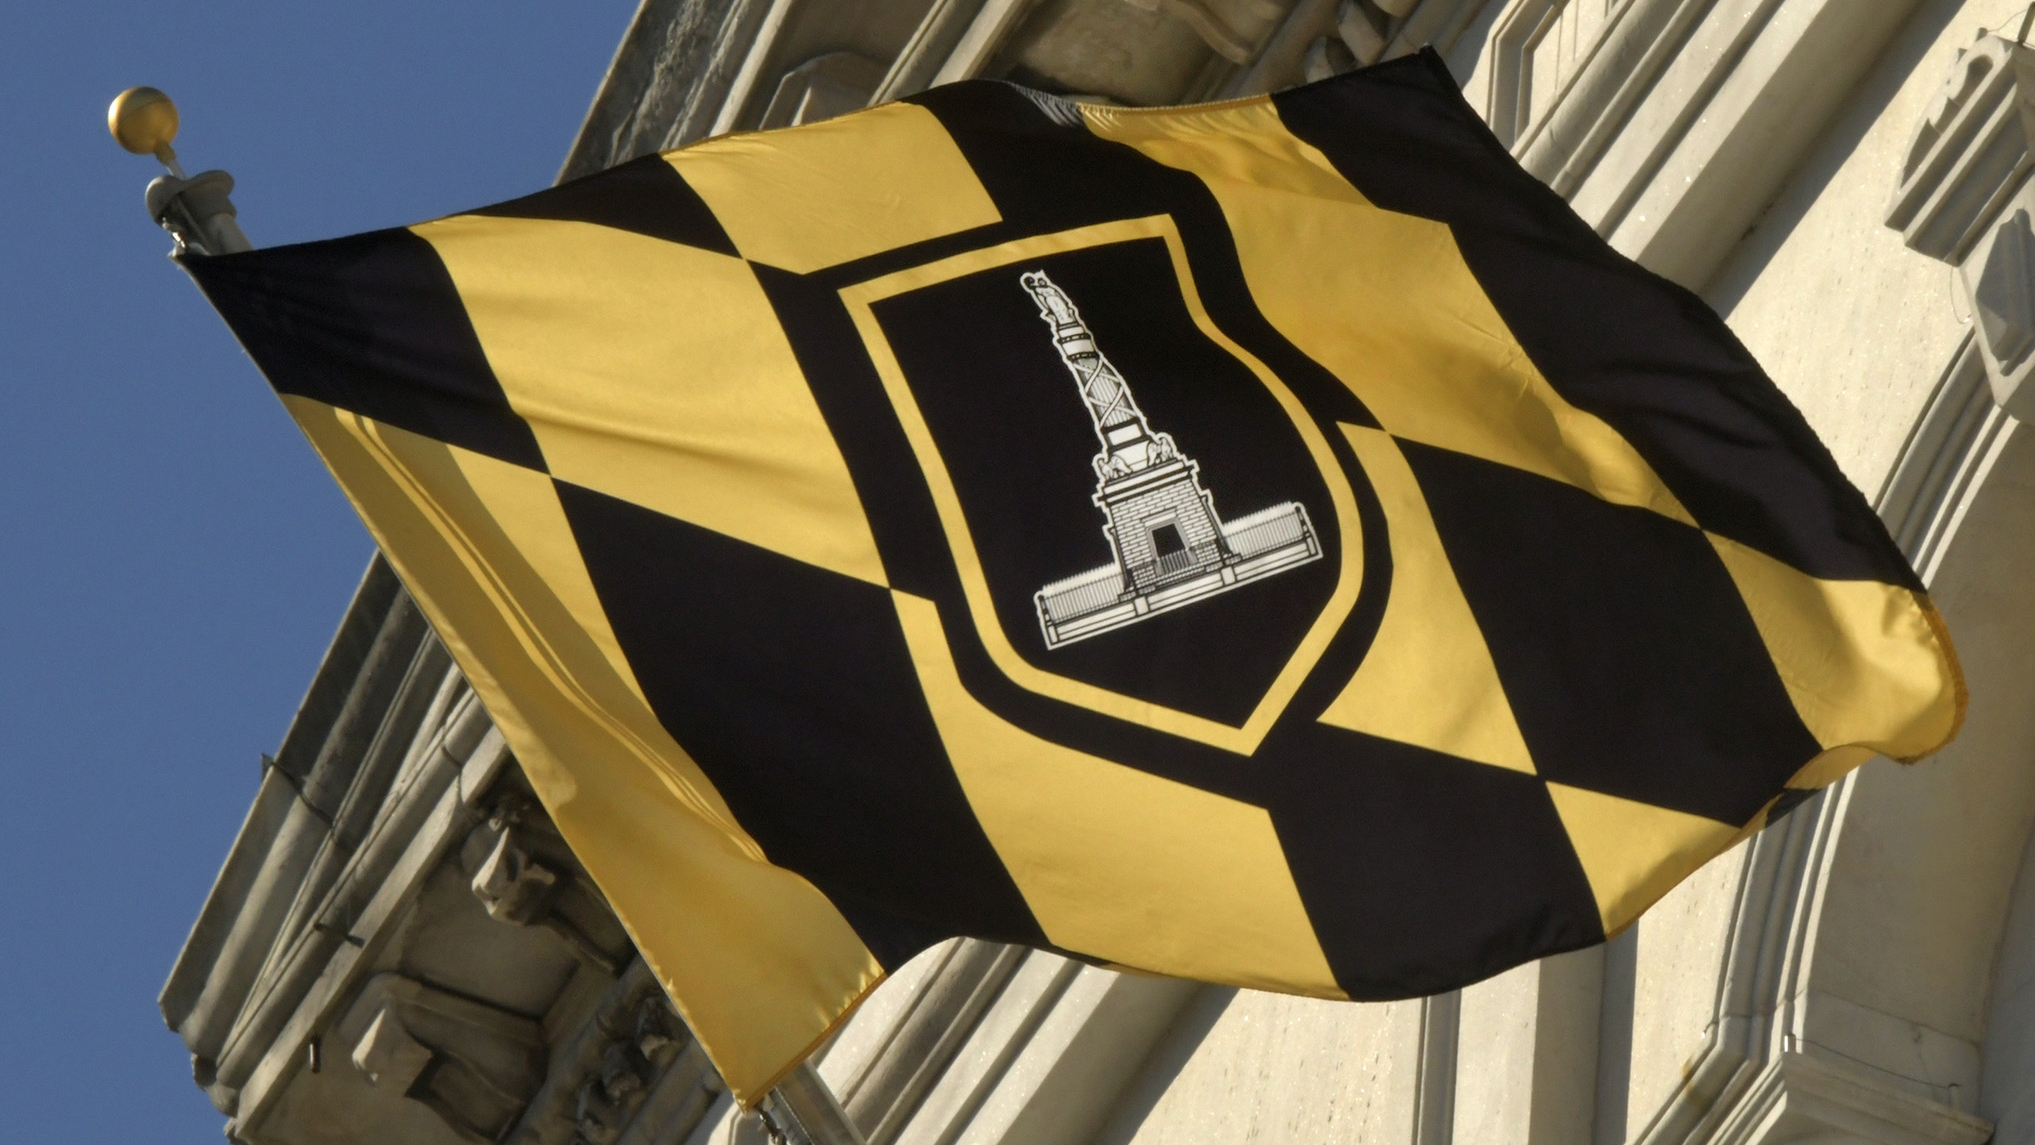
183, 51, 1962, 1104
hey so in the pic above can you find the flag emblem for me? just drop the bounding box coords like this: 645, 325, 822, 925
836, 218, 1359, 738
1017, 269, 1322, 649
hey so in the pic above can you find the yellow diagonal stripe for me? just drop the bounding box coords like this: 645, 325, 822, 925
1706, 532, 1964, 763
1085, 99, 1693, 525
669, 101, 1002, 273
414, 215, 888, 587
1545, 781, 1742, 935
892, 590, 1344, 998
1323, 425, 1535, 774
281, 396, 880, 1106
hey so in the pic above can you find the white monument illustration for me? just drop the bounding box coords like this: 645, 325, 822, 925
1021, 271, 1321, 649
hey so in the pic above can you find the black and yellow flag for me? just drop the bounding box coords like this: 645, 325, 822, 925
185, 52, 1961, 1104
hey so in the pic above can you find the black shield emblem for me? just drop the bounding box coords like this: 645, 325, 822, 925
844, 219, 1367, 751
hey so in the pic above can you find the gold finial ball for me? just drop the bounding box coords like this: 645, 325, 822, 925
109, 86, 179, 157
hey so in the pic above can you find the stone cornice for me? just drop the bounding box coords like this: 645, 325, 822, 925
1624, 333, 2008, 1145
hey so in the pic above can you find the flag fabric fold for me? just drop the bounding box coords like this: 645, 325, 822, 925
183, 50, 1961, 1105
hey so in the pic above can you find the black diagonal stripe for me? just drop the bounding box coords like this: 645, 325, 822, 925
472, 153, 738, 256
1403, 440, 1821, 825
183, 229, 545, 470
1268, 729, 1603, 996
555, 479, 1047, 969
1273, 53, 1920, 591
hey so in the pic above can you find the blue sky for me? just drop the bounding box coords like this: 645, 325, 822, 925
0, 3, 638, 1139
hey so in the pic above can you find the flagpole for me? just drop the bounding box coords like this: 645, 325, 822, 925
109, 87, 251, 256
761, 1062, 869, 1144
108, 87, 869, 1145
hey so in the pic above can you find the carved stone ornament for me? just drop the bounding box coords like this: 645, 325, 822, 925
338, 974, 545, 1143
471, 825, 562, 926
1887, 32, 2035, 420
1968, 204, 2035, 418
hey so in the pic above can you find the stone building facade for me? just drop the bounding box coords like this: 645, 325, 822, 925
168, 1, 2035, 1143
